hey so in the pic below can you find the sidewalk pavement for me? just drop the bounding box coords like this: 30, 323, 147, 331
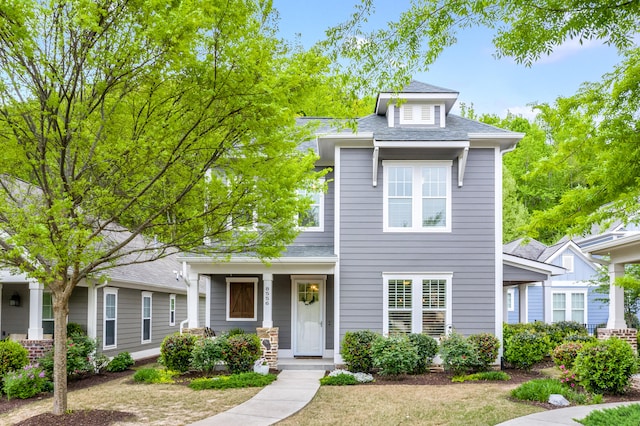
189, 370, 325, 426
496, 401, 640, 425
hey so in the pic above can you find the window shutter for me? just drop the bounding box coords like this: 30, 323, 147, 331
403, 105, 413, 122
229, 282, 255, 318
420, 105, 432, 122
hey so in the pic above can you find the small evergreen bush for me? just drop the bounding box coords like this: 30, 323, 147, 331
320, 373, 358, 386
407, 333, 438, 374
188, 372, 276, 390
0, 340, 29, 377
467, 333, 500, 370
340, 330, 378, 373
573, 337, 637, 395
133, 368, 177, 384
106, 352, 135, 372
222, 333, 261, 374
552, 342, 585, 369
439, 332, 482, 375
371, 335, 419, 376
504, 331, 550, 370
160, 333, 197, 373
2, 364, 49, 399
191, 337, 226, 374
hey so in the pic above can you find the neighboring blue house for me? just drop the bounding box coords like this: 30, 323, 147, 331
180, 80, 533, 367
503, 238, 608, 333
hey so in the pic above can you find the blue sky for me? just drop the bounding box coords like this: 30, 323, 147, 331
273, 0, 624, 119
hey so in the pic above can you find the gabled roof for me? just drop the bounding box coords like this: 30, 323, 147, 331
398, 80, 458, 94
503, 238, 548, 261
375, 80, 460, 115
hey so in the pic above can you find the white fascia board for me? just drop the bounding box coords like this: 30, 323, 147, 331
100, 278, 191, 295
503, 254, 566, 276
468, 133, 525, 151
373, 140, 469, 149
584, 233, 640, 264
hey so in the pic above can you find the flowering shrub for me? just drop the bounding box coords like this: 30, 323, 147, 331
467, 333, 500, 370
328, 369, 374, 383
221, 333, 261, 374
573, 337, 637, 395
3, 364, 49, 399
558, 364, 578, 389
160, 333, 197, 373
39, 333, 97, 379
552, 342, 584, 369
340, 330, 378, 373
371, 335, 419, 376
0, 340, 29, 377
439, 332, 482, 375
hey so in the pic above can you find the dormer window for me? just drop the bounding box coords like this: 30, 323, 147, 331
400, 104, 435, 125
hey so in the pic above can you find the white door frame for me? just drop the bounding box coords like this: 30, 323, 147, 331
291, 275, 326, 356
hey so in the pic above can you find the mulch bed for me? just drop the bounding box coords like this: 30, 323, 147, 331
4, 362, 640, 425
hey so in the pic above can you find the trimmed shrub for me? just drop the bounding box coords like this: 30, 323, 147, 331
439, 332, 482, 375
189, 372, 276, 390
191, 337, 226, 374
106, 352, 134, 372
3, 364, 49, 399
564, 334, 597, 343
160, 333, 197, 373
504, 331, 550, 370
39, 333, 96, 379
408, 333, 438, 374
222, 333, 261, 374
573, 337, 637, 394
0, 340, 29, 377
552, 342, 585, 369
468, 333, 500, 370
320, 373, 358, 386
340, 330, 378, 374
371, 335, 419, 376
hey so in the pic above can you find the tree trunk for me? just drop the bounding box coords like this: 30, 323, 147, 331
52, 293, 70, 415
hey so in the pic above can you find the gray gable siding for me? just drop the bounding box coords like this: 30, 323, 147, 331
338, 147, 497, 338
293, 168, 334, 246
68, 287, 88, 327
1, 284, 28, 336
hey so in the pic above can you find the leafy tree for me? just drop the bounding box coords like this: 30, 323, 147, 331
502, 166, 530, 242
592, 264, 640, 328
0, 0, 344, 415
322, 0, 638, 91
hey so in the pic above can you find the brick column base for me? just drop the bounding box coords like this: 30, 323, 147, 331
256, 327, 278, 369
597, 328, 638, 353
19, 339, 54, 363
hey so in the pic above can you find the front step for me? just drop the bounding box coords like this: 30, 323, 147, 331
277, 358, 335, 371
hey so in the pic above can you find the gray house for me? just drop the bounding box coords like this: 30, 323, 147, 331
179, 81, 525, 366
1, 248, 205, 361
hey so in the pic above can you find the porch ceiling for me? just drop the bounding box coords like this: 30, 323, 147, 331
584, 233, 640, 265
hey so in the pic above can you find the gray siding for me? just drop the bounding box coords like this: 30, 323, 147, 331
273, 275, 292, 349
293, 168, 334, 247
68, 287, 88, 329
1, 283, 28, 337
503, 265, 547, 283
338, 147, 497, 339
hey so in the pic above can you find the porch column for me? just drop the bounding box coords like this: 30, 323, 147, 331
607, 262, 627, 329
183, 262, 200, 329
518, 284, 528, 323
27, 280, 43, 340
262, 273, 273, 328
542, 280, 552, 323
203, 275, 211, 328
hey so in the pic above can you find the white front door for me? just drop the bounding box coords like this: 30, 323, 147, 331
292, 276, 325, 356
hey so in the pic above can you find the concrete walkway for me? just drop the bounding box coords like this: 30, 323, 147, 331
496, 401, 640, 425
189, 370, 325, 426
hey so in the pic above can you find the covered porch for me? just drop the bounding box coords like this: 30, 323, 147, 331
583, 233, 640, 350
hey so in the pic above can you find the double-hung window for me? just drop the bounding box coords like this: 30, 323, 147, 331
298, 179, 324, 231
169, 294, 176, 326
506, 288, 515, 312
383, 273, 452, 337
383, 161, 452, 232
226, 277, 258, 321
552, 291, 586, 324
103, 288, 118, 349
42, 292, 54, 335
142, 292, 152, 343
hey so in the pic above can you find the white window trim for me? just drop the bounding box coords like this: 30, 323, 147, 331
399, 103, 435, 125
103, 287, 118, 350
169, 294, 176, 326
382, 272, 453, 336
297, 178, 325, 232
507, 288, 515, 312
141, 292, 152, 344
383, 160, 452, 232
226, 277, 258, 322
551, 290, 587, 323
562, 254, 575, 273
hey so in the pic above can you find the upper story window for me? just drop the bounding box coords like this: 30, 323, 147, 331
383, 161, 452, 232
298, 179, 324, 232
399, 104, 435, 125
562, 254, 574, 273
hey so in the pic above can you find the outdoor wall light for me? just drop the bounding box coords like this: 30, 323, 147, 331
9, 292, 20, 307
